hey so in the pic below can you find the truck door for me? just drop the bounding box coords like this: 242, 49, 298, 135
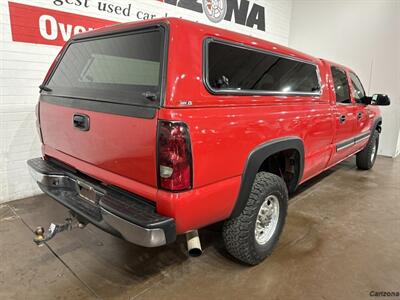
349, 71, 372, 151
329, 65, 357, 164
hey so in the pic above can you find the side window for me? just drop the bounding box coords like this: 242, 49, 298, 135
331, 66, 351, 104
206, 40, 320, 94
349, 72, 366, 102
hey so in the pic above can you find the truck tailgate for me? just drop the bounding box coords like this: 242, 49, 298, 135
40, 99, 158, 187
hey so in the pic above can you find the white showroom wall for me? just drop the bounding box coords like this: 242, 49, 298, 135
0, 0, 293, 203
289, 0, 400, 157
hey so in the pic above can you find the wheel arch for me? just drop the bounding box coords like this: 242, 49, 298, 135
230, 137, 304, 218
373, 116, 382, 133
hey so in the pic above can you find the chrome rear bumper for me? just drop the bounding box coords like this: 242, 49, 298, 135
28, 158, 176, 247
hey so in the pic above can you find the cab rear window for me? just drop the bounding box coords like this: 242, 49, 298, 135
46, 28, 165, 107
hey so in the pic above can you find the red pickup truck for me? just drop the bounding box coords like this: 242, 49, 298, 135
28, 18, 390, 265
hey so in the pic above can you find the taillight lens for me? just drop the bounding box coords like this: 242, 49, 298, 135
157, 121, 192, 191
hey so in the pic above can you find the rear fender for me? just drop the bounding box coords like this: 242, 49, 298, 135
230, 137, 304, 218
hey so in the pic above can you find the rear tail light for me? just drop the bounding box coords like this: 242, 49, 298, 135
157, 121, 192, 191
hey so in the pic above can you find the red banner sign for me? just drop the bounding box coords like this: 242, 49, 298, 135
9, 2, 118, 46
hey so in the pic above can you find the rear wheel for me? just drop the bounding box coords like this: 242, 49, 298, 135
222, 172, 288, 265
356, 130, 379, 170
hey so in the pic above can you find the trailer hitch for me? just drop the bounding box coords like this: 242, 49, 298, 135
33, 212, 87, 246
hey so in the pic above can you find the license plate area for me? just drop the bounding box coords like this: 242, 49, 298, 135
76, 180, 98, 205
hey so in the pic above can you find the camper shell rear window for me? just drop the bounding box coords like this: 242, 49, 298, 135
45, 26, 166, 107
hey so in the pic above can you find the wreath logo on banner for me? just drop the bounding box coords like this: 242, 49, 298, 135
202, 0, 227, 23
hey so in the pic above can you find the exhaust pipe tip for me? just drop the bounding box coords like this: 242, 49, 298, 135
186, 230, 202, 257
188, 247, 203, 257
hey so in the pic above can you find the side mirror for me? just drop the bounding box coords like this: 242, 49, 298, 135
360, 96, 372, 105
371, 94, 390, 106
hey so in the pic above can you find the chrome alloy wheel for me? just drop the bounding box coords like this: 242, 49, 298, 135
371, 141, 377, 163
255, 195, 280, 245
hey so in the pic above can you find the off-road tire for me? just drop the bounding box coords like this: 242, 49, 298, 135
356, 130, 379, 170
222, 172, 288, 265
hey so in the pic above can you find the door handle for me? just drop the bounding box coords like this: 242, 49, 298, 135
339, 114, 346, 124
357, 112, 363, 120
73, 113, 90, 131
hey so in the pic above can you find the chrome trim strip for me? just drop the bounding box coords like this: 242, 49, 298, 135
101, 208, 167, 247
336, 131, 371, 152
354, 131, 371, 143
355, 135, 370, 143
336, 140, 355, 152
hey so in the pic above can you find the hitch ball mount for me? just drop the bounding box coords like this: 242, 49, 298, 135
33, 212, 87, 246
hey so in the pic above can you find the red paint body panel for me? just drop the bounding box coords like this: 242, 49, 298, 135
43, 144, 158, 202
158, 103, 335, 187
157, 176, 241, 233
38, 18, 381, 234
40, 101, 158, 188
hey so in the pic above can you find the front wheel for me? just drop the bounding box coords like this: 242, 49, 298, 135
356, 130, 379, 170
222, 172, 288, 265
